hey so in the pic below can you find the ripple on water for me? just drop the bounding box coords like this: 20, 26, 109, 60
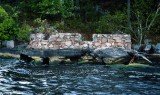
0, 58, 160, 94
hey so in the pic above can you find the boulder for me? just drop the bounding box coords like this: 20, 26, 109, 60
7, 40, 14, 48
91, 48, 130, 64
132, 44, 141, 51
143, 44, 155, 54
2, 40, 14, 48
155, 43, 160, 54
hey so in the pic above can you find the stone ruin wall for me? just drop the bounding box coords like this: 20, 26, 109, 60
29, 33, 131, 50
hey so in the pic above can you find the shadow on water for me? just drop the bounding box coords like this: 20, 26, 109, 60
0, 58, 160, 95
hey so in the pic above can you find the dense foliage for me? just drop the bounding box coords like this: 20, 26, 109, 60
0, 6, 18, 40
0, 0, 159, 44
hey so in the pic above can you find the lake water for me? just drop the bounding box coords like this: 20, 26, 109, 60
0, 58, 160, 95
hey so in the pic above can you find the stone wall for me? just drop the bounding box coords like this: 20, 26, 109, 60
92, 34, 131, 49
29, 33, 131, 50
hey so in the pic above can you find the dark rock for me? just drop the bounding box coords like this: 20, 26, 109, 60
133, 44, 155, 54
143, 44, 155, 54
20, 54, 34, 63
132, 44, 143, 51
17, 43, 28, 49
93, 48, 129, 58
91, 48, 131, 64
138, 45, 146, 52
155, 43, 160, 54
69, 56, 81, 62
42, 57, 50, 65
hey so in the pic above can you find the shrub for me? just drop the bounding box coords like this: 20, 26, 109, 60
17, 24, 33, 42
0, 6, 19, 40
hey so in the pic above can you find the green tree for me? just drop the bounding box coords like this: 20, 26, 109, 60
129, 0, 160, 44
17, 24, 33, 42
18, 0, 75, 20
0, 6, 19, 40
96, 11, 127, 33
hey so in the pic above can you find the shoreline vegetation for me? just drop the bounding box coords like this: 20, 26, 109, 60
0, 0, 160, 44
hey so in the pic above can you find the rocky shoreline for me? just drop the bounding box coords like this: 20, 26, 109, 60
1, 32, 160, 65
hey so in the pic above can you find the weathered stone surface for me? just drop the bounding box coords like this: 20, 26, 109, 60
125, 39, 131, 42
94, 42, 101, 47
91, 47, 130, 64
36, 33, 45, 39
101, 38, 107, 43
102, 57, 129, 64
93, 34, 131, 49
105, 43, 111, 47
65, 41, 72, 46
29, 32, 131, 50
30, 34, 36, 40
155, 43, 160, 54
6, 40, 14, 48
144, 44, 155, 54
92, 47, 129, 58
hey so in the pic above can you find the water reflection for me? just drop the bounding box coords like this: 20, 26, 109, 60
0, 58, 160, 94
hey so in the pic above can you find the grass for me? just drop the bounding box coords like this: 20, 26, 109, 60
109, 63, 152, 70
0, 53, 19, 59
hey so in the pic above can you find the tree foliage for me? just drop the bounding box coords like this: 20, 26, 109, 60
0, 0, 160, 43
0, 6, 18, 40
129, 0, 160, 44
96, 11, 127, 33
17, 0, 75, 20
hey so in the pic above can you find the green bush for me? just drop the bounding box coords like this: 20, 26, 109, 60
17, 24, 33, 42
0, 6, 19, 40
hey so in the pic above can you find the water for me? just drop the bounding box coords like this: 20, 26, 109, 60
0, 58, 160, 95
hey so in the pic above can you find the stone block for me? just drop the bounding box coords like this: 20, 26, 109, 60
101, 38, 108, 43
94, 42, 101, 46
59, 34, 64, 38
52, 45, 59, 49
56, 38, 63, 41
74, 43, 80, 48
101, 44, 107, 48
28, 33, 132, 50
36, 33, 45, 39
123, 34, 130, 38
30, 34, 36, 40
6, 40, 14, 48
105, 43, 112, 47
117, 42, 124, 47
108, 39, 115, 43
65, 41, 72, 46
115, 39, 123, 43
41, 40, 48, 45
48, 44, 54, 48
125, 39, 131, 43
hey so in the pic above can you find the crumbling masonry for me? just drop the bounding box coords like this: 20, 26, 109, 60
29, 33, 131, 50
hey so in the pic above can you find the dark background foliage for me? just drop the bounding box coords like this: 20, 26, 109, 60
0, 0, 159, 43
